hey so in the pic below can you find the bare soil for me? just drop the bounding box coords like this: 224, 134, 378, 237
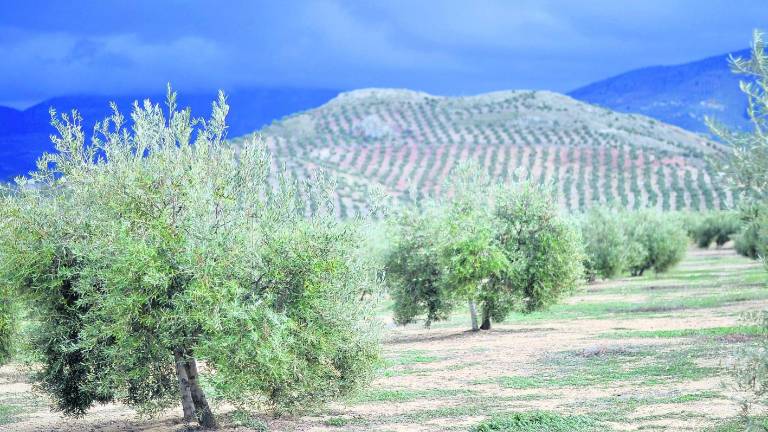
1, 246, 766, 431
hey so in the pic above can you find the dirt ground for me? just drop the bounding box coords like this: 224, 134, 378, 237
1, 246, 766, 432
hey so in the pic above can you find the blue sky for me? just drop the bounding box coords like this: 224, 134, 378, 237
1, 0, 766, 108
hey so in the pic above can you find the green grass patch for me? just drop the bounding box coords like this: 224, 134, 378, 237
387, 349, 443, 366
0, 403, 22, 425
323, 416, 354, 427
706, 416, 768, 432
348, 388, 476, 403
470, 411, 600, 432
486, 349, 716, 389
603, 326, 765, 339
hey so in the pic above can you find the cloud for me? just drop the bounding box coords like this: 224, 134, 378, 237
0, 0, 766, 106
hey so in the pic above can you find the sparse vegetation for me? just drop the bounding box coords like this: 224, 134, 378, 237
470, 411, 599, 432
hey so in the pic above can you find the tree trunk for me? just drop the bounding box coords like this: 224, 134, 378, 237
186, 357, 217, 429
468, 301, 479, 331
174, 349, 195, 422
480, 305, 492, 330
174, 349, 217, 429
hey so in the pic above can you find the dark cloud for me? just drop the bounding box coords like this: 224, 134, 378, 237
0, 0, 766, 107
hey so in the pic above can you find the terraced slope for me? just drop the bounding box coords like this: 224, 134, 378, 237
242, 89, 733, 218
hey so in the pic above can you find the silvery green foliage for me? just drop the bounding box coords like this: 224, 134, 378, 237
385, 202, 454, 327
710, 30, 768, 427
0, 88, 381, 419
578, 207, 629, 280
708, 30, 768, 272
691, 211, 742, 248
728, 311, 768, 432
624, 210, 688, 276
386, 162, 584, 330
492, 181, 584, 315
708, 30, 768, 202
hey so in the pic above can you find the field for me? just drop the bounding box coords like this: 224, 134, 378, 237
1, 246, 766, 431
248, 89, 735, 217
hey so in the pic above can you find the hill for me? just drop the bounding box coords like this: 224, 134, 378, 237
249, 88, 733, 218
569, 49, 750, 134
0, 87, 340, 180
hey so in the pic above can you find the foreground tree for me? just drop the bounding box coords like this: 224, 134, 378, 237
0, 89, 381, 427
708, 29, 768, 268
710, 31, 768, 428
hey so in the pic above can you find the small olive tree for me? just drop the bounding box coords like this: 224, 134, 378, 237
438, 165, 510, 331
489, 182, 584, 326
0, 89, 381, 427
387, 165, 583, 331
691, 211, 742, 248
385, 204, 454, 327
624, 210, 688, 276
578, 207, 629, 281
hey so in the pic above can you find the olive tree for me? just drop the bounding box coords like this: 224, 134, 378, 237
708, 30, 768, 268
387, 165, 583, 331
578, 207, 628, 281
709, 30, 768, 427
489, 182, 584, 326
691, 211, 742, 248
624, 210, 688, 276
438, 165, 510, 331
0, 89, 381, 427
385, 203, 454, 327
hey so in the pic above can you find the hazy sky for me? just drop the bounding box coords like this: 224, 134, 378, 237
1, 0, 766, 108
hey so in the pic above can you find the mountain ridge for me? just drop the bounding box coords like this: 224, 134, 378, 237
0, 87, 341, 180
569, 48, 751, 134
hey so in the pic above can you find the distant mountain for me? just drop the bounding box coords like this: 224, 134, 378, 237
569, 49, 751, 135
0, 88, 340, 180
245, 88, 731, 217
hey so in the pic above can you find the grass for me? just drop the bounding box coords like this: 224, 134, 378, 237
470, 411, 600, 432
386, 349, 443, 366
603, 326, 765, 339
706, 416, 768, 432
484, 347, 717, 389
348, 388, 476, 403
0, 403, 21, 425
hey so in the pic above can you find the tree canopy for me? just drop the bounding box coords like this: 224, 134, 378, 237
0, 89, 382, 427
